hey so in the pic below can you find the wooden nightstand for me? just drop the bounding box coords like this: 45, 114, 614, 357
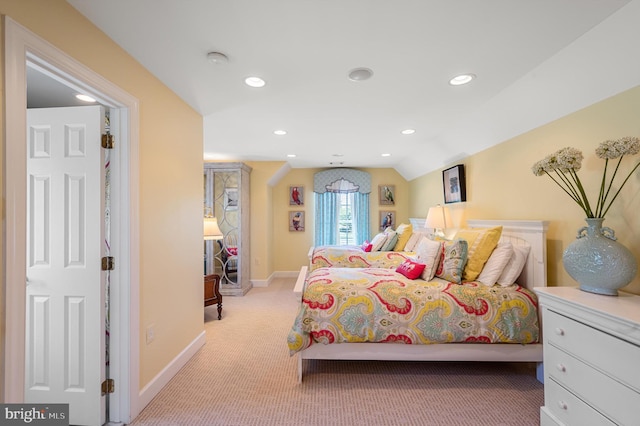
204, 274, 223, 320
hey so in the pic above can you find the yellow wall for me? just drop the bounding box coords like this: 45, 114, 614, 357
245, 161, 285, 278
264, 167, 410, 272
0, 0, 204, 393
410, 85, 640, 295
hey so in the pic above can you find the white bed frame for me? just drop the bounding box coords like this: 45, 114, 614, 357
293, 219, 549, 383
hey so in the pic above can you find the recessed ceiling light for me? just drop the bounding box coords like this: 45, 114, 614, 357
274, 130, 287, 136
245, 76, 266, 88
348, 67, 373, 82
332, 154, 344, 157
401, 129, 415, 135
381, 153, 392, 157
449, 74, 476, 86
76, 94, 96, 103
287, 154, 296, 158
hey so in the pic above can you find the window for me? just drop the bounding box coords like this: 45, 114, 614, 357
338, 192, 356, 245
315, 190, 369, 246
313, 169, 371, 247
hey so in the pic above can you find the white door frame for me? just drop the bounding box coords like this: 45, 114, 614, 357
3, 17, 141, 423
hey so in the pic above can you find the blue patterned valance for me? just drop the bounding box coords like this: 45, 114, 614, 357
314, 168, 371, 194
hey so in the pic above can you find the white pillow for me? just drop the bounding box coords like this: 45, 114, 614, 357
414, 237, 442, 281
497, 245, 531, 286
477, 242, 513, 286
404, 233, 422, 252
370, 232, 388, 252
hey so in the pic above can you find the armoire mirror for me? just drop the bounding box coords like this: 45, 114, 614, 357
204, 162, 251, 295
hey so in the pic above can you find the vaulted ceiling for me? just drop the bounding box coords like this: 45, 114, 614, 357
65, 0, 637, 179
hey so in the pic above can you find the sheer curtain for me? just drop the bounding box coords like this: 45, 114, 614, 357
353, 192, 369, 245
314, 192, 338, 246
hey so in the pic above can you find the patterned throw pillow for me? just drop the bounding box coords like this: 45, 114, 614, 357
454, 226, 502, 282
396, 259, 426, 280
435, 239, 468, 284
414, 237, 442, 281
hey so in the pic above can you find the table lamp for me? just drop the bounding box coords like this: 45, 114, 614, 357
425, 205, 452, 238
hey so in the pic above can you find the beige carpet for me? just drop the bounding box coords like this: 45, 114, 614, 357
130, 277, 543, 425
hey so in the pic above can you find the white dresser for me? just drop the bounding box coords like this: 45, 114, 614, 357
534, 287, 640, 426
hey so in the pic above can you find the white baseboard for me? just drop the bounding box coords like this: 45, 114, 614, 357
273, 271, 300, 278
251, 271, 299, 287
137, 331, 206, 411
251, 276, 271, 287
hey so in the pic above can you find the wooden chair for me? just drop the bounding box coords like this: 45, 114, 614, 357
204, 274, 222, 320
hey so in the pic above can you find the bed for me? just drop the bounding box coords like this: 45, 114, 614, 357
290, 219, 548, 383
309, 245, 415, 270
308, 221, 427, 271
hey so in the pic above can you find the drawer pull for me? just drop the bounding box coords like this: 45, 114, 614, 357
554, 327, 565, 336
557, 400, 568, 411
556, 364, 566, 373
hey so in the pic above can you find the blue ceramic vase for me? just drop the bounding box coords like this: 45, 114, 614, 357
563, 218, 637, 296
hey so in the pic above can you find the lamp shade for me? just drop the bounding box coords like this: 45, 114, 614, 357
204, 217, 223, 240
425, 205, 452, 230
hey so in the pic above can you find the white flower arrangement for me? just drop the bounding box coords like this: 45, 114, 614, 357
532, 137, 640, 218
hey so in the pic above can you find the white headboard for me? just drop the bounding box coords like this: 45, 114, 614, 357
409, 218, 549, 290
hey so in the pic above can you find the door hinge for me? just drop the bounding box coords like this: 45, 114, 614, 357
102, 133, 115, 149
102, 256, 115, 271
101, 379, 115, 395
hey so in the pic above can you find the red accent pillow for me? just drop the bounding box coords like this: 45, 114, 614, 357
361, 241, 373, 252
227, 247, 238, 256
396, 259, 426, 280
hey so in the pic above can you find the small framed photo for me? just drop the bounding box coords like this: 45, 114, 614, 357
443, 164, 466, 204
378, 185, 395, 205
289, 186, 304, 206
289, 211, 305, 231
224, 188, 239, 210
379, 210, 395, 231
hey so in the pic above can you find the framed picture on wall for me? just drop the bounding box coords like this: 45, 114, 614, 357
443, 164, 466, 204
289, 211, 305, 231
379, 210, 395, 231
378, 185, 395, 205
289, 186, 304, 206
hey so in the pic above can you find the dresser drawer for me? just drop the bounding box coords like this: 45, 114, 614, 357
540, 407, 561, 426
544, 378, 615, 426
545, 344, 639, 425
544, 309, 640, 391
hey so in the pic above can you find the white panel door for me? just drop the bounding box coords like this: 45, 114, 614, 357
26, 106, 105, 426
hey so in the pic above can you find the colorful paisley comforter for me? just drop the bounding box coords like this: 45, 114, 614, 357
310, 246, 414, 271
288, 267, 539, 355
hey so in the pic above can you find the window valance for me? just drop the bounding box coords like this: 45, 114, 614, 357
313, 168, 371, 194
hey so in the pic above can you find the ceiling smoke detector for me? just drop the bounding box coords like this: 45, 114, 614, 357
348, 67, 373, 82
207, 51, 229, 64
